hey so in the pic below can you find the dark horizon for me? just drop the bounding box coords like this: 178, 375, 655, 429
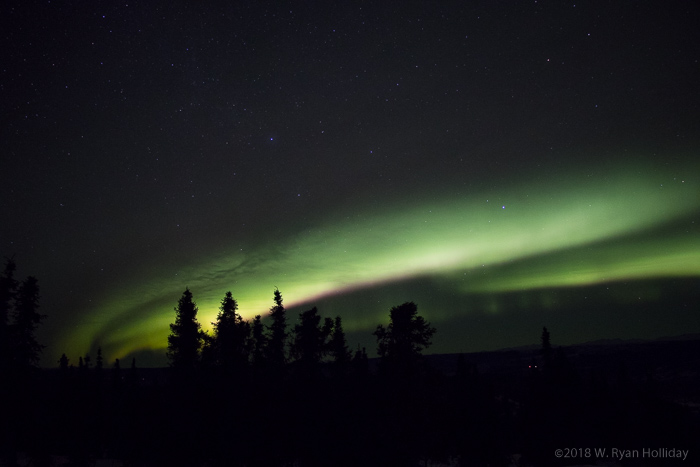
64, 328, 700, 370
3, 297, 698, 466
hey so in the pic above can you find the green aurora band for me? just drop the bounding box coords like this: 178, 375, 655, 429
62, 158, 700, 362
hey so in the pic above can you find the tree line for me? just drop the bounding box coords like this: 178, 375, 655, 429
0, 258, 44, 375
1, 257, 697, 466
165, 287, 435, 379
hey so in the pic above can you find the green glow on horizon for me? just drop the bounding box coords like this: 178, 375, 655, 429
62, 157, 700, 362
458, 235, 700, 293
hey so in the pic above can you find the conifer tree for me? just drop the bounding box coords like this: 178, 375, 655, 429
251, 314, 267, 367
167, 288, 203, 372
0, 259, 16, 323
58, 354, 70, 389
352, 346, 369, 377
291, 307, 331, 367
329, 316, 351, 366
374, 302, 435, 375
322, 317, 333, 343
12, 276, 44, 369
200, 331, 216, 369
212, 291, 250, 370
0, 259, 17, 373
266, 288, 287, 367
58, 354, 69, 371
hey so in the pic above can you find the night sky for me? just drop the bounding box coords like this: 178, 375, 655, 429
2, 1, 699, 367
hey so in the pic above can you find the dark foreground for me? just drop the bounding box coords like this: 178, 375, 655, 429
2, 336, 699, 467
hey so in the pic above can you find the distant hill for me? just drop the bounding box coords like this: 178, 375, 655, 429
423, 334, 700, 409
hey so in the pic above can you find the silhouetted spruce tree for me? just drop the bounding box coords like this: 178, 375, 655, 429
0, 258, 17, 373
329, 316, 351, 367
291, 307, 331, 369
374, 301, 435, 375
1, 258, 30, 467
6, 275, 46, 467
372, 303, 438, 465
351, 345, 369, 378
212, 291, 250, 371
0, 256, 15, 467
59, 353, 69, 371
1, 262, 17, 463
200, 331, 216, 369
322, 317, 333, 346
167, 288, 203, 372
166, 292, 206, 466
12, 275, 44, 370
265, 288, 288, 367
0, 264, 14, 467
251, 314, 267, 367
57, 354, 71, 395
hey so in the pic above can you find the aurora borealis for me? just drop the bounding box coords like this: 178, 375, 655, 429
59, 159, 700, 363
2, 1, 699, 366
